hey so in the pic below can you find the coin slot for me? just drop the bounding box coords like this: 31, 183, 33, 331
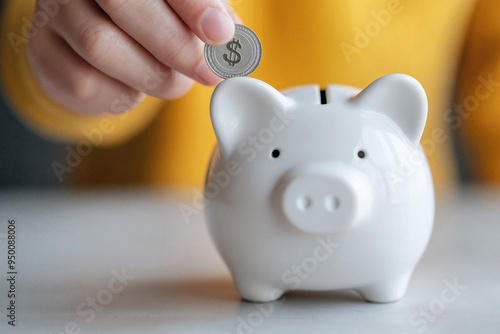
320, 89, 327, 105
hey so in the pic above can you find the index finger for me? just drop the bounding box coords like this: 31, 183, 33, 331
95, 0, 222, 85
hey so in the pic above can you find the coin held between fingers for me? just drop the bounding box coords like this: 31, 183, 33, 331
204, 24, 262, 79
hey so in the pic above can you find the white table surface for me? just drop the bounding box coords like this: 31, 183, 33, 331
0, 187, 499, 334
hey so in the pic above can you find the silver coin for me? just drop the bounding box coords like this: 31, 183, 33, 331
204, 24, 262, 79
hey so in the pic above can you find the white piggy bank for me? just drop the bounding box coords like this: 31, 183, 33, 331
204, 74, 434, 303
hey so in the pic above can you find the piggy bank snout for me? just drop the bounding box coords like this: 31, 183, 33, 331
280, 164, 372, 235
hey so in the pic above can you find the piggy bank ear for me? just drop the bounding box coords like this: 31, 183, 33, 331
351, 74, 428, 145
210, 77, 292, 157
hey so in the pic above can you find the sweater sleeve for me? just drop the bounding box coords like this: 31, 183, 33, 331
0, 0, 164, 146
457, 0, 500, 182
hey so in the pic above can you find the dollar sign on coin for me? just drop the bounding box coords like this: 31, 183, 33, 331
223, 38, 242, 67
204, 24, 262, 79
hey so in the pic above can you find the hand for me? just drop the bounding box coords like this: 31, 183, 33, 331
28, 0, 240, 115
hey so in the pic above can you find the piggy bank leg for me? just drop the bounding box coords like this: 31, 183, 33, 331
234, 279, 284, 303
356, 271, 413, 303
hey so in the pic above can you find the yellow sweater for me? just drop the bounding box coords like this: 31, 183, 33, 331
2, 0, 498, 190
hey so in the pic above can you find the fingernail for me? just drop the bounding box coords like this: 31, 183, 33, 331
200, 7, 234, 45
196, 61, 223, 86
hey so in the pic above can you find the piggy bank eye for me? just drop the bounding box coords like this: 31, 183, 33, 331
271, 149, 281, 158
357, 150, 366, 159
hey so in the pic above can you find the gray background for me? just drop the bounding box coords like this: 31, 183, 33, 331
0, 93, 66, 188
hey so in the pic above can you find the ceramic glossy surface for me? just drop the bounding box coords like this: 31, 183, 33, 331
205, 74, 435, 303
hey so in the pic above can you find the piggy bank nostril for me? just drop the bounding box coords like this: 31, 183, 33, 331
296, 195, 312, 211
325, 195, 340, 212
